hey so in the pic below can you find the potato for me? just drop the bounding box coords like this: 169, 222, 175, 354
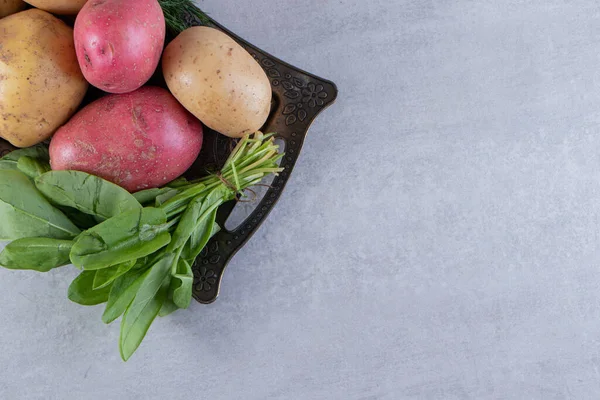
162, 26, 272, 138
0, 9, 88, 148
74, 0, 165, 94
23, 0, 87, 15
49, 87, 204, 192
0, 0, 25, 18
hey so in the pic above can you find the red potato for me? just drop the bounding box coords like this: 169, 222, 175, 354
74, 0, 165, 94
49, 87, 203, 192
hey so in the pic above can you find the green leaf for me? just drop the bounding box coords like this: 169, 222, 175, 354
58, 206, 100, 230
182, 209, 220, 263
166, 176, 191, 188
0, 237, 73, 272
0, 145, 49, 171
158, 296, 179, 317
180, 187, 227, 263
172, 258, 193, 309
70, 208, 170, 270
0, 170, 80, 241
131, 256, 149, 271
93, 259, 136, 290
102, 267, 147, 324
167, 193, 206, 252
119, 254, 173, 361
68, 270, 113, 306
17, 156, 50, 179
154, 188, 180, 207
159, 184, 206, 215
35, 171, 141, 222
133, 188, 173, 206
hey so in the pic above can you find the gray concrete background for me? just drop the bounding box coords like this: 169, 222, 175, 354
2, 0, 600, 399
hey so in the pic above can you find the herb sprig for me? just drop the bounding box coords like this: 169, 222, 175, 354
158, 0, 213, 35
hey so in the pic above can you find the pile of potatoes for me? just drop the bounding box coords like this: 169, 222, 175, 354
0, 0, 272, 192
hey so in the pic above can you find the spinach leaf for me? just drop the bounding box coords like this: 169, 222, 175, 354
93, 259, 137, 290
158, 296, 179, 317
70, 208, 170, 270
0, 170, 80, 241
180, 187, 227, 263
154, 188, 180, 207
182, 209, 220, 263
58, 206, 99, 230
17, 156, 50, 179
166, 176, 191, 188
131, 256, 149, 271
167, 193, 206, 252
133, 186, 185, 207
68, 270, 113, 306
133, 188, 171, 206
102, 268, 147, 324
172, 259, 194, 309
0, 237, 73, 272
119, 254, 173, 361
35, 171, 141, 221
159, 184, 206, 215
0, 145, 49, 171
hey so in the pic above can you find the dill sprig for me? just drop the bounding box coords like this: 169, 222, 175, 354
158, 0, 213, 35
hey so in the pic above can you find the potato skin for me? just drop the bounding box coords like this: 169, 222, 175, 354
24, 0, 87, 15
0, 9, 88, 148
0, 0, 25, 18
74, 0, 165, 94
162, 26, 272, 138
49, 87, 204, 193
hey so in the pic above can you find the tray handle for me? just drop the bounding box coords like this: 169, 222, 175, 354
191, 19, 338, 303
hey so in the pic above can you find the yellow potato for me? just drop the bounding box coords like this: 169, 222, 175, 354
23, 0, 87, 15
0, 0, 25, 18
0, 9, 88, 148
162, 26, 272, 138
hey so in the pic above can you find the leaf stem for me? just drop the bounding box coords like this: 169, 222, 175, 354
161, 132, 283, 223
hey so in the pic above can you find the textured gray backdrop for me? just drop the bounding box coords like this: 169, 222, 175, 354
2, 0, 600, 399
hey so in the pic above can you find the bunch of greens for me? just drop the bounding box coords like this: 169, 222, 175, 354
0, 132, 282, 360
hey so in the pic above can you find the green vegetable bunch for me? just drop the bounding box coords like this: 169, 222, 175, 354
0, 132, 283, 361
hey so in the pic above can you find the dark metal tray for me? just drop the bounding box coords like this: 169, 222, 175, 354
0, 11, 338, 304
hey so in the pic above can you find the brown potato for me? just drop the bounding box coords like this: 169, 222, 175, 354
0, 9, 88, 148
0, 0, 25, 18
162, 26, 272, 138
23, 0, 87, 14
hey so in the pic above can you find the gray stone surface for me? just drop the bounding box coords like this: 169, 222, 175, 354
3, 0, 600, 398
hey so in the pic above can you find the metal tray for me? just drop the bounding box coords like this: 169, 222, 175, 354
0, 11, 338, 304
